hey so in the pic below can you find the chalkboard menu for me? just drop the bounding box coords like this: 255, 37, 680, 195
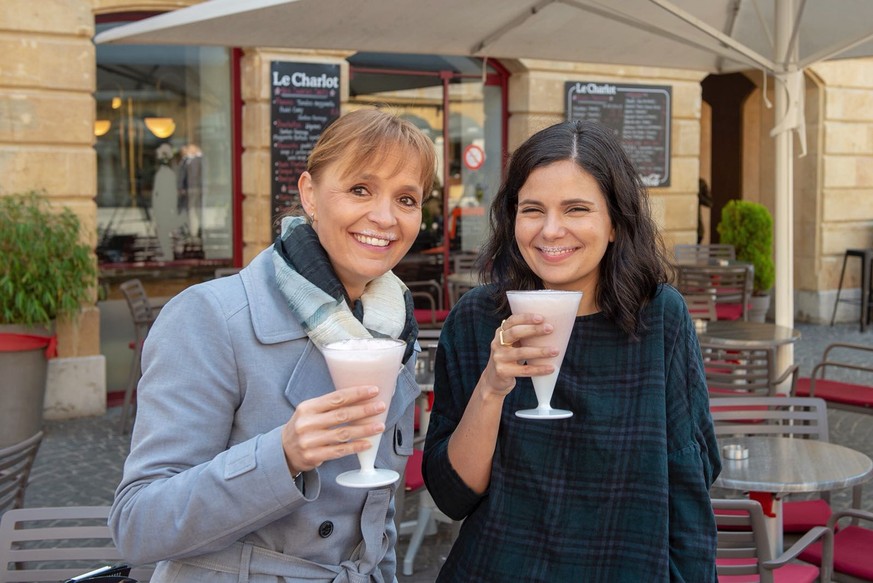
565, 81, 671, 187
271, 62, 340, 231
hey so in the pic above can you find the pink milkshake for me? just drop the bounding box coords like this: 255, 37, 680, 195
506, 290, 582, 419
322, 338, 405, 487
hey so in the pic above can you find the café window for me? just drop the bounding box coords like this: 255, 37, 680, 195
94, 21, 234, 275
348, 54, 506, 286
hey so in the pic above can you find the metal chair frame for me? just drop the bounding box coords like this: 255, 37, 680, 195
396, 338, 459, 576
407, 279, 444, 311
674, 243, 736, 264
700, 340, 799, 398
713, 498, 833, 583
677, 263, 752, 321
798, 342, 873, 415
709, 396, 830, 439
818, 508, 873, 583
118, 279, 159, 434
0, 431, 43, 514
683, 293, 718, 321
0, 506, 154, 582
451, 251, 478, 273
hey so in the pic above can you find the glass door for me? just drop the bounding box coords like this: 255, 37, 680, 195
348, 54, 506, 305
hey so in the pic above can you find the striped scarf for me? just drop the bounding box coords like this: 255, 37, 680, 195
271, 216, 417, 362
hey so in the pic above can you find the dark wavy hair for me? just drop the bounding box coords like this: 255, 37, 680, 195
480, 119, 671, 339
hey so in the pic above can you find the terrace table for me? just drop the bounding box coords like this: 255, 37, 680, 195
715, 436, 873, 556
698, 321, 800, 348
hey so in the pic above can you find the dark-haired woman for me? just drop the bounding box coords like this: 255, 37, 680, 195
423, 120, 720, 582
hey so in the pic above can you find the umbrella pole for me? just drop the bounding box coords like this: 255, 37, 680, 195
774, 0, 796, 380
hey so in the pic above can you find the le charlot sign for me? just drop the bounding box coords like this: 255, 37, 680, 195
565, 81, 672, 188
270, 62, 340, 233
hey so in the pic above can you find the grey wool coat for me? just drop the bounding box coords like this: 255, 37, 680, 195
109, 247, 420, 582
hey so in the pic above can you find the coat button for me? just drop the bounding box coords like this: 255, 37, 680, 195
318, 521, 334, 538
397, 428, 403, 447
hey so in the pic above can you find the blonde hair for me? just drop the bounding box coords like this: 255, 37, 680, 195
307, 108, 436, 196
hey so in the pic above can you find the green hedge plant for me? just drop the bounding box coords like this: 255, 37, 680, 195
0, 193, 96, 326
717, 199, 775, 295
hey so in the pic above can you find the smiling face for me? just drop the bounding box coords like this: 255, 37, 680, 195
515, 159, 615, 309
299, 148, 424, 300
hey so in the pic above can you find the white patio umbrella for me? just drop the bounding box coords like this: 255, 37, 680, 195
96, 0, 873, 349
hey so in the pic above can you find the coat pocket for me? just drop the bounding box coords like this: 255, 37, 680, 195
388, 366, 418, 459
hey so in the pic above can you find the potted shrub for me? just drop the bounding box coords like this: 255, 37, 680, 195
0, 193, 96, 446
717, 199, 775, 322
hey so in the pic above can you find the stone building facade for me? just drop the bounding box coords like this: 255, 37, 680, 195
2, 0, 872, 416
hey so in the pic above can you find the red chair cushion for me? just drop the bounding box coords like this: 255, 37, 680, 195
796, 378, 873, 409
716, 303, 745, 321
707, 391, 778, 414
799, 525, 873, 581
405, 449, 425, 492
782, 499, 832, 532
713, 507, 752, 531
717, 558, 819, 583
414, 309, 450, 325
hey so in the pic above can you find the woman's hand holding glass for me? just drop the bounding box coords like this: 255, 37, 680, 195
482, 313, 557, 399
280, 385, 387, 477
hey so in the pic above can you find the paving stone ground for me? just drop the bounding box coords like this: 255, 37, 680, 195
20, 322, 873, 582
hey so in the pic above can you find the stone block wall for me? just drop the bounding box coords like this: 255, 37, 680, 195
504, 59, 707, 253
238, 49, 351, 263
0, 0, 100, 357
805, 59, 873, 322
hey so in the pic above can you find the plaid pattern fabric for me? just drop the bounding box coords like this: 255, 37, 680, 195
423, 284, 721, 582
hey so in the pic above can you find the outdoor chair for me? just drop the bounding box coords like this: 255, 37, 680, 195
451, 251, 478, 273
396, 341, 458, 576
0, 506, 154, 582
446, 270, 481, 308
700, 340, 798, 398
684, 293, 718, 322
447, 252, 480, 307
119, 279, 159, 434
677, 263, 752, 321
0, 431, 43, 515
713, 498, 832, 583
408, 279, 449, 329
710, 397, 863, 535
674, 243, 736, 265
799, 508, 873, 582
398, 461, 456, 577
795, 343, 873, 415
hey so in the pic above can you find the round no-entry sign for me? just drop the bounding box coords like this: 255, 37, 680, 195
463, 144, 485, 171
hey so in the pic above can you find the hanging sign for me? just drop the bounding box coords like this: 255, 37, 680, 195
463, 144, 485, 171
270, 61, 340, 233
565, 81, 671, 187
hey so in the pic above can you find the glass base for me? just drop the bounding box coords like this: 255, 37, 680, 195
515, 407, 573, 420
335, 468, 400, 488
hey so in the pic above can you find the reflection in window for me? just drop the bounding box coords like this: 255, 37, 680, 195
348, 54, 503, 272
94, 23, 233, 266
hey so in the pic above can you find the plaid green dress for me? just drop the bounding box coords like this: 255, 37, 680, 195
423, 284, 721, 582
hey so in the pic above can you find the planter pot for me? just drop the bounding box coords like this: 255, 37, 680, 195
0, 324, 55, 447
748, 293, 772, 323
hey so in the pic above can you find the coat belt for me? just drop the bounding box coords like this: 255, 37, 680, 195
177, 489, 391, 582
